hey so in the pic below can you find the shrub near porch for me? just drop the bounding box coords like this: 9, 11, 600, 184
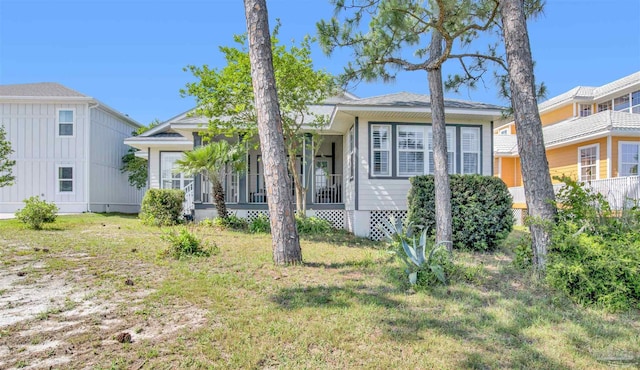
407, 175, 514, 251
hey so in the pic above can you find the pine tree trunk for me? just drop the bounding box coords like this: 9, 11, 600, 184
244, 0, 302, 265
212, 178, 228, 220
500, 0, 556, 271
428, 30, 453, 252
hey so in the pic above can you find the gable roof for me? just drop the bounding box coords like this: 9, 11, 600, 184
0, 82, 142, 128
537, 71, 640, 111
0, 82, 88, 98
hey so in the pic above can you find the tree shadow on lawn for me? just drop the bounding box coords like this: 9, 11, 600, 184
272, 255, 638, 368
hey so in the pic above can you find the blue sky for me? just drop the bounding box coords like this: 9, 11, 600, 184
1, 0, 639, 126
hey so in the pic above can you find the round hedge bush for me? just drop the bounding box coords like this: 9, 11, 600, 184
407, 175, 514, 251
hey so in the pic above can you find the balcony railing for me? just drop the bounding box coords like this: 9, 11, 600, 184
509, 175, 640, 210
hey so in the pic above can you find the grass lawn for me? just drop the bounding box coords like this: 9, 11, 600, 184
0, 214, 638, 369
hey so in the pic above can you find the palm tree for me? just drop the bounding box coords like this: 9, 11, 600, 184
176, 141, 245, 220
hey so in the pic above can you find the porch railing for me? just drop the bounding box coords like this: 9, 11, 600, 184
201, 173, 240, 204
314, 174, 342, 204
182, 181, 195, 216
509, 175, 640, 210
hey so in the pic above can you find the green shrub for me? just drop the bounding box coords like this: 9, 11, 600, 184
513, 234, 533, 269
546, 178, 640, 311
139, 189, 185, 226
547, 231, 640, 311
249, 213, 271, 233
218, 214, 248, 230
407, 175, 514, 251
296, 215, 333, 234
15, 196, 58, 230
160, 227, 217, 259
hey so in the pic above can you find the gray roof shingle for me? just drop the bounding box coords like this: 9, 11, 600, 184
340, 92, 504, 110
0, 82, 88, 98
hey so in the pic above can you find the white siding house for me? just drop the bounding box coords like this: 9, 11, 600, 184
0, 82, 145, 213
125, 92, 503, 239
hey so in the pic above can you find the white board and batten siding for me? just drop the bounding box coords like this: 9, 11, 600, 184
89, 107, 145, 213
0, 102, 88, 213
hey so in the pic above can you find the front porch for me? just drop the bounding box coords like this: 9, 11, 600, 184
182, 135, 345, 223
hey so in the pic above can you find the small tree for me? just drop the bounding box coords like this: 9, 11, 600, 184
176, 141, 245, 220
182, 23, 336, 214
121, 120, 160, 189
0, 125, 16, 188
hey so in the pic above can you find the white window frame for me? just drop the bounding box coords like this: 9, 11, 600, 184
597, 101, 612, 113
160, 152, 193, 190
499, 128, 508, 135
578, 104, 592, 117
618, 141, 640, 177
371, 124, 391, 177
631, 90, 640, 114
396, 125, 425, 176
348, 125, 355, 181
427, 126, 456, 175
56, 108, 75, 137
56, 165, 74, 193
461, 127, 481, 174
578, 144, 599, 182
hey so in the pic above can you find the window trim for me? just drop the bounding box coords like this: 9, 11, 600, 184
159, 151, 193, 190
578, 143, 599, 182
56, 108, 75, 138
370, 124, 392, 177
396, 125, 425, 177
578, 103, 592, 117
461, 127, 481, 175
56, 165, 75, 194
618, 141, 640, 177
427, 126, 456, 175
348, 125, 355, 181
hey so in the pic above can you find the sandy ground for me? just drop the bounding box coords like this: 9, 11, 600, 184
0, 247, 207, 369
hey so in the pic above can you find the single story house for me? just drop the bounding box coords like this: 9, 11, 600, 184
125, 92, 503, 239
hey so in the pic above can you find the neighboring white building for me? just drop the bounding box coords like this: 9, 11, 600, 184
125, 92, 503, 239
0, 82, 145, 213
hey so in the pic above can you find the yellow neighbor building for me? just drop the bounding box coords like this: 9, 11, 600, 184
494, 72, 640, 217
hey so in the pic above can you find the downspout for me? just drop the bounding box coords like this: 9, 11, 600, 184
87, 101, 100, 212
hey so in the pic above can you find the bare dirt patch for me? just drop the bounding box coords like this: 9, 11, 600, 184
0, 251, 207, 369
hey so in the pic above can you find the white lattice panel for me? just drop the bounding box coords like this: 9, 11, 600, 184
315, 210, 345, 229
247, 210, 269, 223
369, 210, 408, 241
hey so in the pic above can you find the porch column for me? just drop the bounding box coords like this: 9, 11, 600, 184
193, 133, 202, 203
305, 134, 314, 206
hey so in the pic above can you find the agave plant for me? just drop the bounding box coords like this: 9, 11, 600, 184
379, 216, 449, 285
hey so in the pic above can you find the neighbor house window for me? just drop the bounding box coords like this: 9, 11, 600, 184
578, 144, 599, 181
461, 127, 481, 174
614, 94, 630, 112
499, 129, 508, 135
597, 101, 612, 112
632, 90, 640, 113
397, 125, 424, 176
427, 127, 456, 174
578, 104, 592, 117
57, 166, 73, 192
57, 109, 74, 136
619, 142, 640, 177
371, 125, 391, 176
160, 152, 193, 189
348, 125, 355, 180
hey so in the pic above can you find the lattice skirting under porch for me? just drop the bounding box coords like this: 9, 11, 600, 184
369, 210, 408, 241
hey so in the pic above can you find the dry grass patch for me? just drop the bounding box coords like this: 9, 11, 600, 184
0, 214, 638, 369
